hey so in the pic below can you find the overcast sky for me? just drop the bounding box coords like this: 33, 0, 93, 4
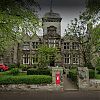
37, 0, 86, 36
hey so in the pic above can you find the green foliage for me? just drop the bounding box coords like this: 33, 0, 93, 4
19, 64, 29, 71
32, 64, 39, 68
71, 65, 77, 69
27, 68, 51, 76
68, 69, 77, 82
86, 0, 100, 15
0, 75, 52, 85
91, 24, 100, 51
81, 0, 100, 23
7, 64, 17, 69
90, 25, 100, 68
96, 66, 100, 74
0, 0, 39, 53
38, 45, 59, 67
89, 69, 95, 79
66, 17, 92, 67
84, 62, 93, 69
0, 71, 11, 75
95, 74, 100, 79
9, 68, 20, 76
96, 57, 100, 74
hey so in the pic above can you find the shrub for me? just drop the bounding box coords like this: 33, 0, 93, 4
0, 75, 52, 85
32, 64, 38, 68
95, 74, 100, 79
84, 62, 93, 69
96, 66, 100, 74
68, 69, 77, 82
27, 68, 51, 76
19, 64, 29, 71
70, 65, 77, 69
7, 64, 17, 69
10, 68, 20, 76
89, 69, 95, 79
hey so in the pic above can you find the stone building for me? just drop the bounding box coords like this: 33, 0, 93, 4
0, 9, 83, 68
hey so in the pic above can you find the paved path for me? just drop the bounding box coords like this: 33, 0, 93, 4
63, 74, 78, 90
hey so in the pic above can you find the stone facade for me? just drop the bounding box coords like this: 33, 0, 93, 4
1, 10, 83, 69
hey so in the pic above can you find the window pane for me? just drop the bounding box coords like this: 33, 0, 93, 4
23, 54, 29, 64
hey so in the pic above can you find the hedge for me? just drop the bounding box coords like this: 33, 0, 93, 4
68, 69, 77, 82
7, 64, 17, 69
10, 68, 20, 75
0, 75, 52, 85
89, 69, 95, 79
96, 66, 100, 74
27, 68, 51, 76
95, 74, 100, 79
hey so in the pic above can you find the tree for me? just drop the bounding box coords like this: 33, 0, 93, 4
37, 45, 60, 68
86, 0, 100, 15
91, 24, 100, 52
0, 0, 40, 53
66, 17, 92, 68
90, 24, 100, 68
81, 0, 100, 24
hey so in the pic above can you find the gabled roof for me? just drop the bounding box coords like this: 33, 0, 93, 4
30, 33, 41, 42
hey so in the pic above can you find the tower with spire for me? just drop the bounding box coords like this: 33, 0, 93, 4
42, 0, 62, 37
42, 0, 62, 66
50, 0, 53, 12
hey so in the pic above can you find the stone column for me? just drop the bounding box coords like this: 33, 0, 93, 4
77, 67, 89, 90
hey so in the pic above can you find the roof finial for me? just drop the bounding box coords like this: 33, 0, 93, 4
50, 0, 53, 12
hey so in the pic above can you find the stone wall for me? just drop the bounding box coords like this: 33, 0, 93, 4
77, 67, 100, 90
77, 67, 89, 90
0, 84, 62, 91
89, 79, 100, 90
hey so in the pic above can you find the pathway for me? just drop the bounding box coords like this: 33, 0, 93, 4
63, 75, 78, 90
